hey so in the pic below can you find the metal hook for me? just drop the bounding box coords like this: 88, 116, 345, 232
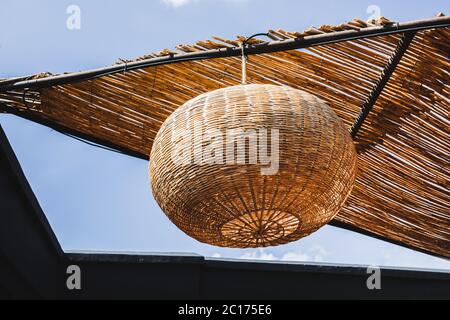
240, 33, 271, 85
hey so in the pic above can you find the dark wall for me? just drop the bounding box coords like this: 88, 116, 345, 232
60, 253, 449, 300
0, 124, 68, 299
1, 124, 449, 300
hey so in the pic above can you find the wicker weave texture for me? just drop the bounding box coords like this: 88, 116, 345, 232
149, 84, 357, 247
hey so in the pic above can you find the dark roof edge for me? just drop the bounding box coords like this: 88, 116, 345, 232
64, 250, 450, 280
65, 250, 204, 265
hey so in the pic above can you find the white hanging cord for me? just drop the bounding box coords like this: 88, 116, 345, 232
241, 43, 247, 85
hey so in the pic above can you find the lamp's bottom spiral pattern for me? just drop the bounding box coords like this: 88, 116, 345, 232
220, 210, 299, 247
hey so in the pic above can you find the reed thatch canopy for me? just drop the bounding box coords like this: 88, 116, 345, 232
1, 15, 449, 258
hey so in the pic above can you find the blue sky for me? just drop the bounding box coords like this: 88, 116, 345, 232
1, 0, 449, 270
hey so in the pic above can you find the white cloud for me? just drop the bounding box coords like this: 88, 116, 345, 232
281, 251, 309, 262
240, 249, 277, 261
310, 245, 328, 262
236, 245, 330, 263
162, 0, 249, 8
281, 245, 329, 263
162, 0, 193, 8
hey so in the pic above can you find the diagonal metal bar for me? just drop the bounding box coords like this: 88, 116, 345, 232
350, 31, 417, 139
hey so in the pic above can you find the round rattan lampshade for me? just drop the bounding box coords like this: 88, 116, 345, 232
149, 84, 357, 248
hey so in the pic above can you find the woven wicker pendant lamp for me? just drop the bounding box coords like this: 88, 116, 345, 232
149, 36, 357, 248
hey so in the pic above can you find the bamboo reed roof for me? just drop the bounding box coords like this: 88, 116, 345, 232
0, 15, 449, 258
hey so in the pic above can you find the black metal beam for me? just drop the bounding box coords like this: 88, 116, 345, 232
350, 31, 416, 138
0, 16, 448, 93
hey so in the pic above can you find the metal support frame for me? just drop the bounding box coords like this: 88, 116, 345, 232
0, 16, 448, 93
350, 31, 417, 138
